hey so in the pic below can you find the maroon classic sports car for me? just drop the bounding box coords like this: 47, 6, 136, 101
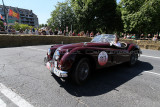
44, 34, 142, 85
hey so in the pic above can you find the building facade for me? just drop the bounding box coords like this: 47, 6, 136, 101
0, 5, 39, 27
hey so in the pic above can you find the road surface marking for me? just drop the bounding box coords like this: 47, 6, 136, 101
0, 98, 6, 107
0, 83, 34, 107
144, 71, 160, 77
141, 55, 160, 59
25, 47, 46, 52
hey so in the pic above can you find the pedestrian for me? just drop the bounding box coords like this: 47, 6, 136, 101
140, 33, 145, 40
90, 31, 94, 37
72, 32, 75, 36
8, 28, 11, 34
86, 31, 89, 37
78, 33, 80, 36
29, 29, 32, 35
123, 33, 127, 39
46, 29, 49, 35
12, 28, 16, 34
146, 34, 152, 40
96, 32, 100, 36
80, 31, 85, 36
35, 29, 39, 35
25, 28, 29, 34
19, 28, 23, 34
121, 33, 124, 37
32, 28, 35, 34
42, 29, 46, 35
63, 30, 66, 36
69, 31, 72, 36
49, 29, 53, 35
58, 29, 62, 35
152, 34, 158, 41
131, 34, 136, 39
38, 29, 42, 35
54, 29, 58, 35
127, 33, 130, 39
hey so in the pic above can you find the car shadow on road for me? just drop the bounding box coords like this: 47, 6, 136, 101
52, 61, 153, 97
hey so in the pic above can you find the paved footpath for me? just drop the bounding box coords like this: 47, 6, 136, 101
0, 45, 160, 107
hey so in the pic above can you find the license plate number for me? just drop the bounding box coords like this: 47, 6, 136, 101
54, 68, 60, 76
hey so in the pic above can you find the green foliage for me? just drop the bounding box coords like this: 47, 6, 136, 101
120, 0, 160, 34
12, 22, 33, 31
39, 24, 45, 28
47, 2, 75, 31
47, 0, 122, 33
70, 0, 122, 33
13, 22, 20, 30
47, 0, 160, 34
0, 20, 4, 28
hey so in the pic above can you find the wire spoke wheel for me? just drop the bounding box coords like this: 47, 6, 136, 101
72, 58, 91, 85
129, 52, 138, 66
78, 62, 89, 81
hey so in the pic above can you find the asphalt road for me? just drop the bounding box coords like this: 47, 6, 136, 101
0, 45, 160, 107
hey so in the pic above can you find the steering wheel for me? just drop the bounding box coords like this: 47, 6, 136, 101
120, 42, 127, 48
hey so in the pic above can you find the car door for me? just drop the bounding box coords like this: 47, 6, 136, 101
116, 48, 130, 64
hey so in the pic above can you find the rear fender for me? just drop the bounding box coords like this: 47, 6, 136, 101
128, 44, 141, 55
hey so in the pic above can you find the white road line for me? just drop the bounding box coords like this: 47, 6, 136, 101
0, 83, 34, 107
141, 55, 160, 59
0, 98, 6, 107
144, 71, 160, 76
25, 47, 46, 52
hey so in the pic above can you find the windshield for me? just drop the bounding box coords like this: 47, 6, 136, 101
91, 34, 116, 43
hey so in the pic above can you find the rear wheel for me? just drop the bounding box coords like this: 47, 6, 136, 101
128, 52, 138, 66
71, 58, 91, 85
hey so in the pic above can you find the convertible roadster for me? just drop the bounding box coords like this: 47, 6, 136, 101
44, 34, 142, 85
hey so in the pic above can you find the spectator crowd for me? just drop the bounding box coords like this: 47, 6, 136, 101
0, 25, 159, 41
121, 33, 160, 41
3, 27, 102, 37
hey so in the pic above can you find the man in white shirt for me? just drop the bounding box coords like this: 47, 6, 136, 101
111, 36, 121, 47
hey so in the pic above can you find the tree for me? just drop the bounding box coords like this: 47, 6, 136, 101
39, 24, 45, 28
13, 22, 20, 31
12, 22, 33, 31
70, 0, 122, 33
47, 2, 75, 32
120, 0, 160, 34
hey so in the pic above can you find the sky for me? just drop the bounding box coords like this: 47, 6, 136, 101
1, 0, 120, 24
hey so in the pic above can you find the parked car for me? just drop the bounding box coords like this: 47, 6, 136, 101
44, 34, 142, 85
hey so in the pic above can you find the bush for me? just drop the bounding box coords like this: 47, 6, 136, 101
12, 22, 33, 31
0, 20, 4, 28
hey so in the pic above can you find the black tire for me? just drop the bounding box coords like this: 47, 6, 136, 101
128, 52, 138, 66
71, 58, 91, 85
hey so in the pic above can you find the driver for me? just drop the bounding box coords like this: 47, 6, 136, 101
112, 36, 121, 47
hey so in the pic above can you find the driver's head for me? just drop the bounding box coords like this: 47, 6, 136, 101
115, 35, 119, 43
